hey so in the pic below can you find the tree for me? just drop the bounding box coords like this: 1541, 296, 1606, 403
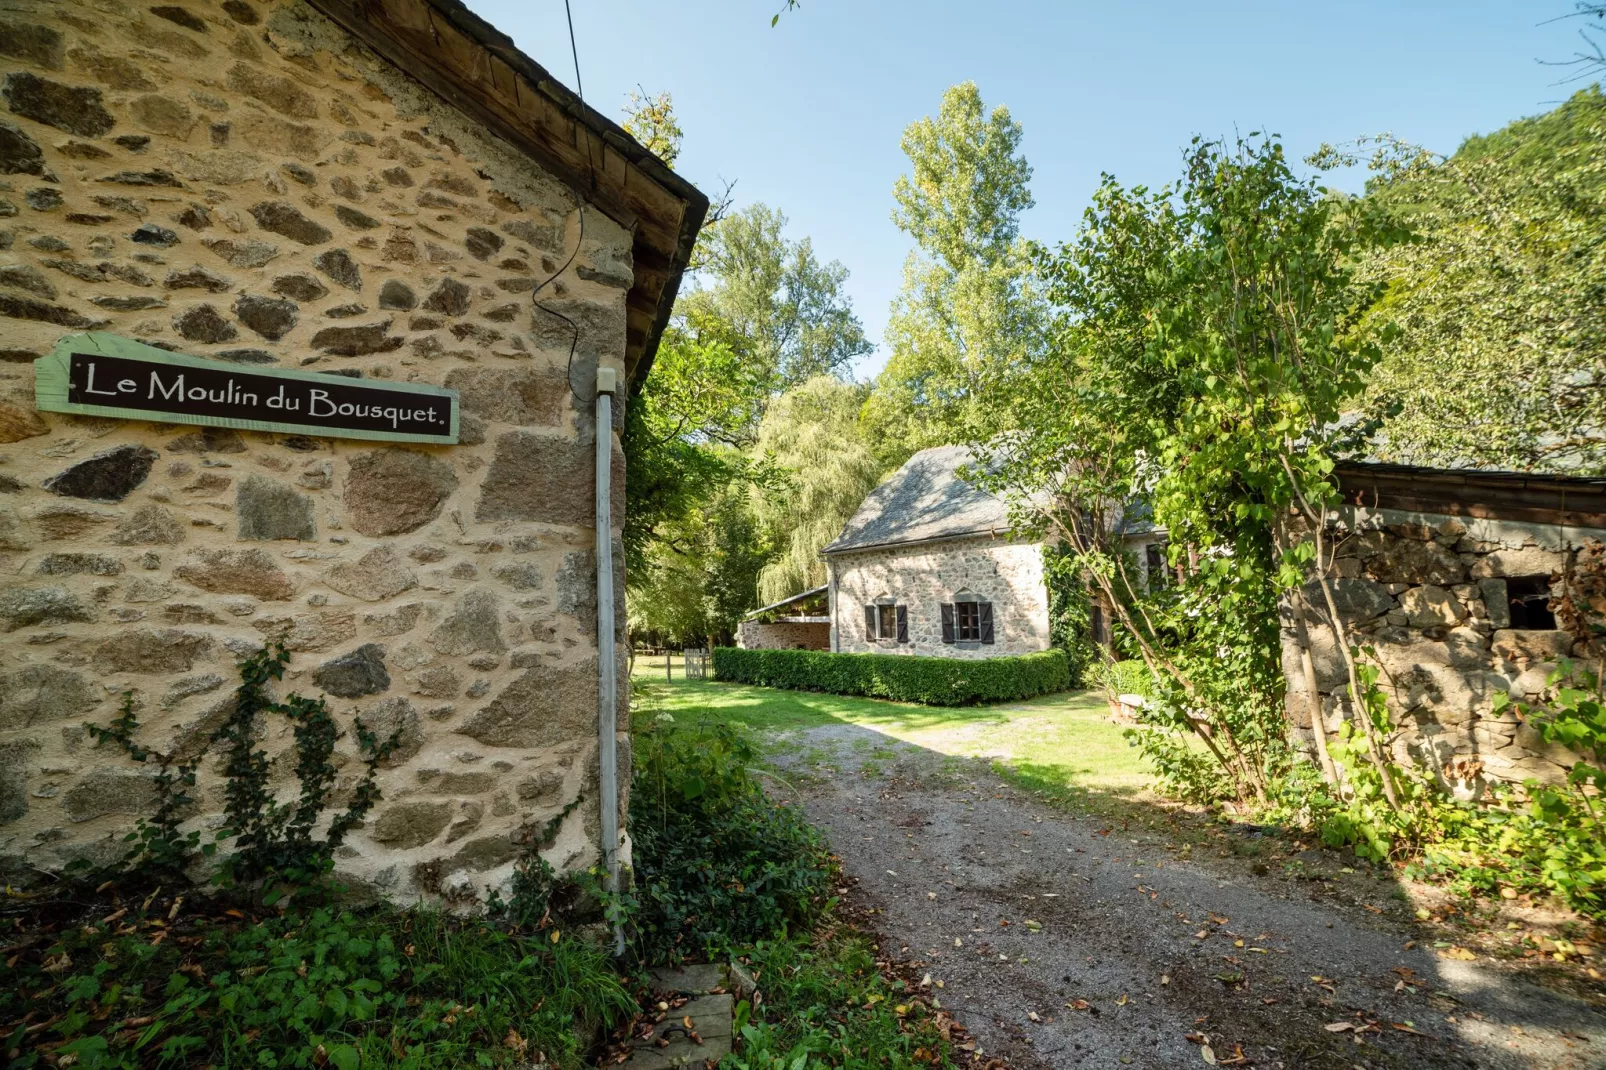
750, 377, 886, 604
678, 203, 872, 401
622, 88, 683, 169
627, 482, 770, 646
1338, 88, 1606, 473
865, 81, 1046, 466
984, 135, 1397, 804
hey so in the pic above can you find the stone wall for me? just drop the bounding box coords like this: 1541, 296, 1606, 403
1283, 507, 1603, 789
832, 537, 1050, 658
737, 620, 829, 651
0, 0, 631, 902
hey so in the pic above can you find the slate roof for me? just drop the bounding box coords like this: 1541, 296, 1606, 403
822, 446, 1013, 556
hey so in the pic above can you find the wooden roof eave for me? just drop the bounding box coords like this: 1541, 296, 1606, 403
304, 0, 708, 390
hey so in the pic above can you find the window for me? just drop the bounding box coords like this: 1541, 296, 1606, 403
1144, 542, 1169, 589
940, 596, 994, 645
864, 602, 908, 643
1507, 575, 1557, 630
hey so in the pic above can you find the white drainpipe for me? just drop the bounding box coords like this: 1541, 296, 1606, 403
594, 365, 624, 956
827, 558, 839, 652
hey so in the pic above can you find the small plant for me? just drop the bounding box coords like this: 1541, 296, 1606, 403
85, 642, 398, 897
209, 642, 398, 893
84, 692, 203, 879
629, 712, 830, 963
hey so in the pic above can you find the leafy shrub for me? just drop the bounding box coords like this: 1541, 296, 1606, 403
629, 713, 830, 963
710, 647, 1070, 705
2, 897, 633, 1070
1093, 658, 1155, 702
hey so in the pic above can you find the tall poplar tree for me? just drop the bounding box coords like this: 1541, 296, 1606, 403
865, 81, 1046, 466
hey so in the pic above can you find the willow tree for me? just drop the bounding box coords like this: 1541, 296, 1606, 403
751, 376, 885, 605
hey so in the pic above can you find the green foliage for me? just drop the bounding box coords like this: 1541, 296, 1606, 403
210, 643, 396, 892
628, 713, 830, 963
1042, 545, 1097, 688
622, 88, 682, 169
628, 481, 772, 646
83, 644, 396, 896
711, 647, 1070, 706
751, 377, 887, 605
865, 80, 1047, 464
725, 927, 956, 1070
982, 132, 1395, 802
682, 203, 872, 397
1, 899, 632, 1070
83, 692, 202, 880
1342, 88, 1606, 473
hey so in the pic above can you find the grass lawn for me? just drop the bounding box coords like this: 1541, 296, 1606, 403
630, 655, 1155, 808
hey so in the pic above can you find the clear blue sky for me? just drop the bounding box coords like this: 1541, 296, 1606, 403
470, 0, 1592, 379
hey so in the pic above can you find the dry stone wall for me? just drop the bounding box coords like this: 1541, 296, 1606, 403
737, 619, 829, 651
832, 537, 1050, 658
0, 0, 631, 903
1282, 507, 1603, 790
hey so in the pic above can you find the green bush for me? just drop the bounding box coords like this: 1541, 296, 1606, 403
710, 647, 1070, 705
629, 714, 831, 963
2, 899, 633, 1070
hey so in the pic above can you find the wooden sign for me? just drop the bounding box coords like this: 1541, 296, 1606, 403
34, 333, 458, 445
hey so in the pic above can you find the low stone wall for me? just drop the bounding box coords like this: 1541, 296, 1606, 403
0, 0, 631, 902
832, 536, 1049, 658
1282, 507, 1602, 788
738, 620, 828, 650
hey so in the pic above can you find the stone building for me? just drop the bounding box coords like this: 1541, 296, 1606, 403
0, 0, 706, 900
819, 446, 1168, 660
1284, 461, 1606, 788
737, 585, 829, 651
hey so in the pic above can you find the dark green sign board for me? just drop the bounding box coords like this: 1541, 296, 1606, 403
34, 333, 458, 445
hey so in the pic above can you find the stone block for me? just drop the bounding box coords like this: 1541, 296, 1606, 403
1470, 546, 1567, 579
174, 547, 294, 599
237, 475, 315, 541
42, 445, 158, 502
62, 769, 157, 823
1492, 629, 1574, 663
344, 449, 456, 537
313, 643, 390, 698
455, 661, 596, 748
428, 589, 505, 655
1478, 578, 1512, 629
371, 800, 451, 848
325, 546, 417, 602
0, 585, 94, 631
0, 665, 100, 730
1398, 585, 1467, 629
96, 628, 213, 673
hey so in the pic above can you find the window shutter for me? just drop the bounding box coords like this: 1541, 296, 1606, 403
978, 602, 995, 645
896, 605, 908, 644
864, 604, 877, 640
940, 603, 955, 644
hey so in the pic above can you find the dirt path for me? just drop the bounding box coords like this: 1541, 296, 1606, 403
770, 725, 1606, 1070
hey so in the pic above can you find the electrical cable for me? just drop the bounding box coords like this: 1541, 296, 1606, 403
533, 0, 593, 406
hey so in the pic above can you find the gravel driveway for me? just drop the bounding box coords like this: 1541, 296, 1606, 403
769, 724, 1606, 1070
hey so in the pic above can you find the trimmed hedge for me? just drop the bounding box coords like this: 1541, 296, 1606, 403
710, 646, 1071, 706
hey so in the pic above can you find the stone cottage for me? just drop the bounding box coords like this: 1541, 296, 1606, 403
0, 0, 706, 901
1284, 460, 1606, 787
821, 445, 1166, 659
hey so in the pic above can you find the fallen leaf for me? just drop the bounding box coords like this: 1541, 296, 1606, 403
1027, 1011, 1041, 1022
1324, 1022, 1355, 1033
